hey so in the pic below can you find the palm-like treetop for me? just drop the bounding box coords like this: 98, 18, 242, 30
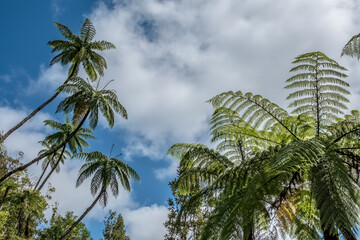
35, 118, 96, 191
38, 140, 70, 173
75, 151, 140, 205
44, 118, 95, 154
49, 18, 115, 81
34, 140, 71, 190
57, 77, 127, 128
59, 151, 140, 239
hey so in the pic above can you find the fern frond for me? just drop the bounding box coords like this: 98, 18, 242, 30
208, 91, 298, 139
286, 51, 349, 134
310, 151, 360, 237
342, 33, 360, 59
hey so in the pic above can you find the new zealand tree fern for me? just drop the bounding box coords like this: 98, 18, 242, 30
168, 51, 360, 240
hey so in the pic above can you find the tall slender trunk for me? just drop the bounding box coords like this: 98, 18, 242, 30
34, 154, 54, 190
37, 145, 66, 191
17, 197, 25, 236
58, 188, 105, 240
24, 217, 30, 238
0, 110, 89, 184
0, 63, 78, 144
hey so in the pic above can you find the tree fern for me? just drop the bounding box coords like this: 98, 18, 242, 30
167, 51, 360, 240
285, 52, 349, 135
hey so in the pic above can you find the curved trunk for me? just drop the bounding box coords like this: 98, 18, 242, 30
58, 188, 105, 240
0, 63, 79, 144
37, 145, 66, 191
34, 155, 54, 190
0, 110, 90, 184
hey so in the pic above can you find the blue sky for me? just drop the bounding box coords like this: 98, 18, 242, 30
2, 0, 360, 239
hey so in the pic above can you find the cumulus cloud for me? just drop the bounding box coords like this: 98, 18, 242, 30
154, 156, 178, 180
26, 64, 67, 94
123, 204, 168, 240
0, 106, 51, 159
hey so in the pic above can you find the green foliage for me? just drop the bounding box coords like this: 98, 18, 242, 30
208, 91, 292, 134
102, 210, 130, 240
38, 140, 71, 174
49, 18, 115, 81
285, 52, 349, 134
34, 117, 96, 191
164, 179, 210, 240
57, 77, 127, 128
38, 206, 92, 240
44, 117, 95, 154
0, 149, 48, 239
75, 151, 140, 206
168, 51, 360, 240
59, 151, 139, 239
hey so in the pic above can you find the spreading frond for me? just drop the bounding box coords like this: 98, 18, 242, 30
75, 151, 139, 206
285, 51, 349, 134
53, 22, 79, 42
80, 18, 96, 42
208, 91, 297, 139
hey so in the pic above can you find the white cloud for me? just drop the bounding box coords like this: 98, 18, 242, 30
123, 204, 168, 240
85, 0, 360, 180
0, 106, 51, 159
154, 156, 178, 180
26, 64, 67, 95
